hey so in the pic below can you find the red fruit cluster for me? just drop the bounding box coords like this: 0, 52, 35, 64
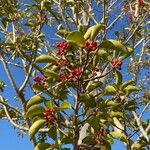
44, 108, 56, 125
33, 76, 46, 86
56, 41, 69, 56
71, 69, 82, 78
111, 58, 122, 70
59, 69, 82, 82
80, 40, 97, 52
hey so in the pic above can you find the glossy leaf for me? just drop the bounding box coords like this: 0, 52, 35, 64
44, 70, 59, 78
66, 31, 85, 45
29, 119, 46, 140
84, 24, 105, 40
26, 95, 45, 109
96, 49, 111, 61
99, 39, 126, 53
35, 55, 56, 64
25, 105, 44, 119
104, 85, 116, 95
124, 85, 139, 95
120, 80, 135, 91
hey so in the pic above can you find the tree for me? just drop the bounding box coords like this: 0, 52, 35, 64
0, 0, 149, 149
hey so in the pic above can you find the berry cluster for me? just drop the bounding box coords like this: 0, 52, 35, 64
80, 40, 97, 52
44, 108, 56, 125
59, 68, 82, 82
33, 76, 46, 86
71, 69, 82, 78
56, 41, 69, 56
111, 58, 122, 70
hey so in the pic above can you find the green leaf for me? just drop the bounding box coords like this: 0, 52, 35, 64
35, 55, 56, 64
44, 69, 59, 78
96, 50, 111, 61
109, 132, 127, 142
125, 100, 137, 110
99, 40, 126, 53
115, 70, 122, 86
124, 85, 139, 95
101, 100, 119, 107
29, 119, 46, 140
32, 84, 45, 92
120, 80, 135, 91
78, 94, 91, 102
119, 48, 133, 60
110, 111, 123, 118
48, 125, 57, 141
86, 81, 103, 93
34, 143, 50, 150
84, 24, 105, 40
25, 105, 44, 119
78, 24, 88, 34
131, 142, 143, 150
44, 100, 53, 109
59, 101, 72, 110
66, 31, 85, 45
26, 95, 45, 109
104, 85, 116, 95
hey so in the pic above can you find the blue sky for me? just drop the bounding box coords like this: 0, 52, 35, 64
0, 120, 126, 150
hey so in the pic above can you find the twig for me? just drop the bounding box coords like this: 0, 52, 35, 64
0, 99, 22, 115
132, 111, 149, 142
139, 102, 150, 120
0, 95, 28, 131
83, 69, 112, 82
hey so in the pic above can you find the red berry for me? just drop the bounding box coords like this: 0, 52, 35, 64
85, 40, 97, 52
71, 69, 82, 78
44, 108, 56, 125
111, 58, 122, 70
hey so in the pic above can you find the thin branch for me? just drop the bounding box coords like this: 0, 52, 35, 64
83, 69, 112, 82
0, 99, 22, 115
0, 95, 28, 131
132, 111, 149, 142
139, 102, 150, 120
1, 54, 19, 97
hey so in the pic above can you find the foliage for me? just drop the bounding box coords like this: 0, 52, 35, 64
0, 0, 149, 150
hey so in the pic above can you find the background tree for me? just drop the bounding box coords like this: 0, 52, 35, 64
0, 0, 149, 149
